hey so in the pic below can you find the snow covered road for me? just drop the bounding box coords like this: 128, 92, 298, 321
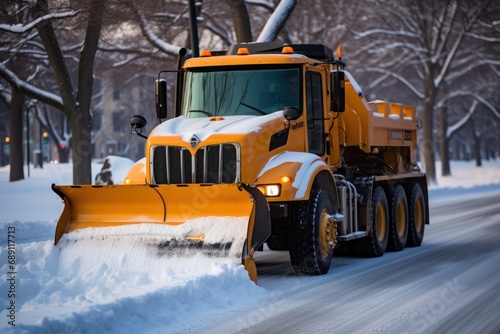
181, 188, 500, 333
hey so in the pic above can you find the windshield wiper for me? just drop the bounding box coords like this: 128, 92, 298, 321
239, 102, 267, 115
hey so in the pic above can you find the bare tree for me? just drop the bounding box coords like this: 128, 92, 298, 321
0, 2, 35, 180
8, 87, 25, 181
436, 79, 500, 174
35, 104, 72, 163
1, 0, 106, 184
123, 0, 298, 58
351, 0, 498, 184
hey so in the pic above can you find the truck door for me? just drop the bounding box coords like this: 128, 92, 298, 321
305, 71, 325, 156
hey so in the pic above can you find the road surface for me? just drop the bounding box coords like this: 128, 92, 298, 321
185, 190, 500, 333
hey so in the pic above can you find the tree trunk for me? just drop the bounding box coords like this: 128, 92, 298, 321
71, 118, 92, 183
226, 0, 252, 42
470, 120, 482, 167
421, 68, 437, 185
438, 106, 451, 176
9, 87, 24, 181
497, 119, 500, 158
31, 0, 105, 184
73, 0, 106, 184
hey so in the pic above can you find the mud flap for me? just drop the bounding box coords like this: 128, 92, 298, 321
240, 184, 271, 283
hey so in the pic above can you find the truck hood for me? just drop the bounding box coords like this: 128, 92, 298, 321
150, 111, 284, 143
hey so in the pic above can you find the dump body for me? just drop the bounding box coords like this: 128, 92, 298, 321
54, 42, 428, 282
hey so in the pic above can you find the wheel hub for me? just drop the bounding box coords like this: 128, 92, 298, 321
319, 209, 338, 257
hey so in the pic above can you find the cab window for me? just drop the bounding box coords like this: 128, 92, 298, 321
305, 72, 324, 156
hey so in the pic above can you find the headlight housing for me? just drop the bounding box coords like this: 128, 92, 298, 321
256, 184, 281, 197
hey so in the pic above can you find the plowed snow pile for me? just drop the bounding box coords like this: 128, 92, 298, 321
0, 217, 265, 333
1, 219, 265, 333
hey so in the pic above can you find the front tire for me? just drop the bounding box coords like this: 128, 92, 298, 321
288, 189, 336, 275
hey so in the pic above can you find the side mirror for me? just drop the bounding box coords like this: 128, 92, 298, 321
331, 71, 345, 112
155, 79, 167, 120
283, 107, 301, 121
130, 115, 148, 139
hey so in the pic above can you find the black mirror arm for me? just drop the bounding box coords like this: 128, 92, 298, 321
131, 125, 148, 139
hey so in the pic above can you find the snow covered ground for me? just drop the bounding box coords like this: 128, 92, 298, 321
0, 157, 499, 333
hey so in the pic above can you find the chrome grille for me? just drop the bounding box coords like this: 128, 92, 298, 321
151, 144, 240, 184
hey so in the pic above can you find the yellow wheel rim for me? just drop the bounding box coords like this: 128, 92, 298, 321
414, 197, 423, 232
396, 201, 406, 237
319, 209, 336, 257
376, 202, 387, 241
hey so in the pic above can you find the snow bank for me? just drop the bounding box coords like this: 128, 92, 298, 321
427, 160, 500, 202
94, 155, 135, 185
0, 162, 101, 223
428, 160, 500, 189
0, 237, 264, 333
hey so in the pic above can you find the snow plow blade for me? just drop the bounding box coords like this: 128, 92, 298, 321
52, 183, 271, 283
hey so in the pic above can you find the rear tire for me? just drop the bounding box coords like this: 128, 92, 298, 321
288, 189, 336, 275
406, 183, 426, 247
387, 185, 408, 252
353, 186, 389, 257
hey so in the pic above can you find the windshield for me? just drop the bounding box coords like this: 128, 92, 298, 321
182, 67, 301, 118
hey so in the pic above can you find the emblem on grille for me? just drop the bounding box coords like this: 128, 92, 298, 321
189, 135, 200, 149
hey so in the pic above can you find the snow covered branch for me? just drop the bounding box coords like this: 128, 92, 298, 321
352, 28, 420, 40
135, 5, 184, 56
383, 42, 427, 54
257, 0, 297, 42
465, 32, 500, 43
446, 58, 500, 82
367, 67, 424, 100
0, 62, 63, 109
0, 10, 81, 34
247, 0, 275, 12
434, 1, 490, 88
436, 91, 500, 121
446, 100, 477, 138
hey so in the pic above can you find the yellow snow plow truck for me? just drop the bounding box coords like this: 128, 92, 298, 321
52, 42, 428, 283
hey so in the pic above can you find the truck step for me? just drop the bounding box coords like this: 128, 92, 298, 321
337, 231, 366, 241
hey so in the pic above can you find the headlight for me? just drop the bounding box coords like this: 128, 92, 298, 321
257, 184, 281, 197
